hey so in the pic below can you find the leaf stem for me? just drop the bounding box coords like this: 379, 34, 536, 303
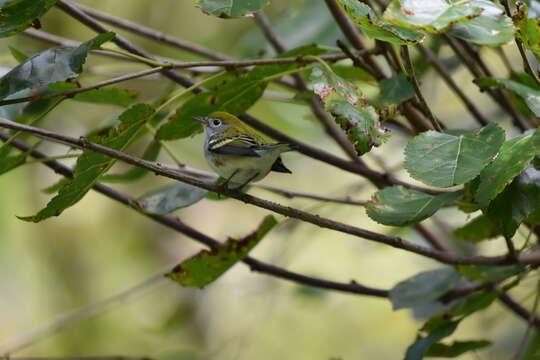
401, 45, 443, 132
144, 124, 183, 166
99, 46, 173, 68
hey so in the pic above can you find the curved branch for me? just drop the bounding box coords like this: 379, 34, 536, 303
1, 118, 536, 266
0, 131, 387, 299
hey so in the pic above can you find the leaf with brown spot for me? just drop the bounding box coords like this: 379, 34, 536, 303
167, 215, 277, 288
476, 128, 540, 208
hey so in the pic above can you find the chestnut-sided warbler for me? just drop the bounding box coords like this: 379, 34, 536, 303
193, 112, 295, 187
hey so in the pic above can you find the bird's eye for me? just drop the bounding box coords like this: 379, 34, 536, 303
212, 119, 221, 126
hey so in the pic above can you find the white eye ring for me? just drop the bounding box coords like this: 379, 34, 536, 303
212, 119, 221, 126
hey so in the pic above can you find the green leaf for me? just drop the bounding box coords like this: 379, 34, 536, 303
101, 140, 161, 183
44, 82, 139, 107
515, 2, 540, 55
157, 44, 325, 140
379, 73, 415, 106
522, 330, 540, 360
42, 178, 70, 194
453, 214, 501, 242
425, 340, 491, 358
405, 321, 460, 360
0, 32, 115, 100
458, 178, 481, 213
310, 64, 390, 155
390, 267, 462, 311
0, 151, 27, 175
448, 1, 514, 46
475, 77, 540, 116
167, 215, 277, 288
196, 0, 269, 18
136, 182, 208, 215
404, 124, 505, 188
383, 0, 483, 33
0, 0, 58, 38
19, 103, 153, 222
337, 0, 424, 44
458, 265, 523, 282
451, 291, 499, 318
8, 46, 28, 63
476, 129, 540, 208
484, 165, 540, 236
366, 186, 462, 226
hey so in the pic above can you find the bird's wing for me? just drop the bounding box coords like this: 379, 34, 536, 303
208, 135, 261, 157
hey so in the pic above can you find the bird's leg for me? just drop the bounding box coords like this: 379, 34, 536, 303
215, 169, 239, 198
235, 172, 259, 191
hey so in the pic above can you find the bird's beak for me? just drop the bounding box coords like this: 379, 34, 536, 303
192, 116, 208, 125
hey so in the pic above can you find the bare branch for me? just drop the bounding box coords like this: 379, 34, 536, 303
0, 131, 389, 297
0, 67, 166, 107
1, 118, 536, 266
444, 35, 530, 131
253, 11, 363, 163
401, 46, 443, 131
78, 4, 232, 61
417, 44, 489, 126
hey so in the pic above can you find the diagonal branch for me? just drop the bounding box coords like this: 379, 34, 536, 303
253, 11, 363, 163
417, 44, 489, 126
78, 4, 232, 61
0, 118, 535, 267
0, 131, 388, 298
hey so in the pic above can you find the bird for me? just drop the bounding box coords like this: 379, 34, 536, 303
192, 111, 295, 189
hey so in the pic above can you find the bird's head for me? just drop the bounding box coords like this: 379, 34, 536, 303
193, 112, 255, 138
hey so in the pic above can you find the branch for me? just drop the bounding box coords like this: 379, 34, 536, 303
0, 118, 535, 266
401, 46, 443, 131
324, 0, 387, 79
0, 270, 167, 354
0, 131, 388, 296
502, 0, 540, 89
55, 0, 200, 90
499, 293, 540, 327
53, 0, 440, 194
0, 67, 166, 107
417, 44, 489, 126
444, 35, 530, 131
256, 183, 367, 206
78, 4, 232, 61
253, 11, 363, 163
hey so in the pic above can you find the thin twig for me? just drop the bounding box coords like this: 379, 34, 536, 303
0, 118, 535, 266
252, 11, 363, 162
506, 236, 518, 260
401, 46, 443, 131
0, 130, 390, 297
502, 0, 540, 89
324, 0, 387, 79
514, 279, 540, 359
499, 293, 540, 327
256, 183, 367, 205
78, 4, 232, 61
0, 270, 168, 354
0, 67, 166, 107
55, 0, 202, 89
444, 35, 529, 131
54, 0, 435, 193
417, 44, 489, 126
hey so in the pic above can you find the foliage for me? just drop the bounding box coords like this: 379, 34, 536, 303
2, 0, 540, 358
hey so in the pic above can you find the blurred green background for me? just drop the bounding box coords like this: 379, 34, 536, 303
0, 1, 534, 359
